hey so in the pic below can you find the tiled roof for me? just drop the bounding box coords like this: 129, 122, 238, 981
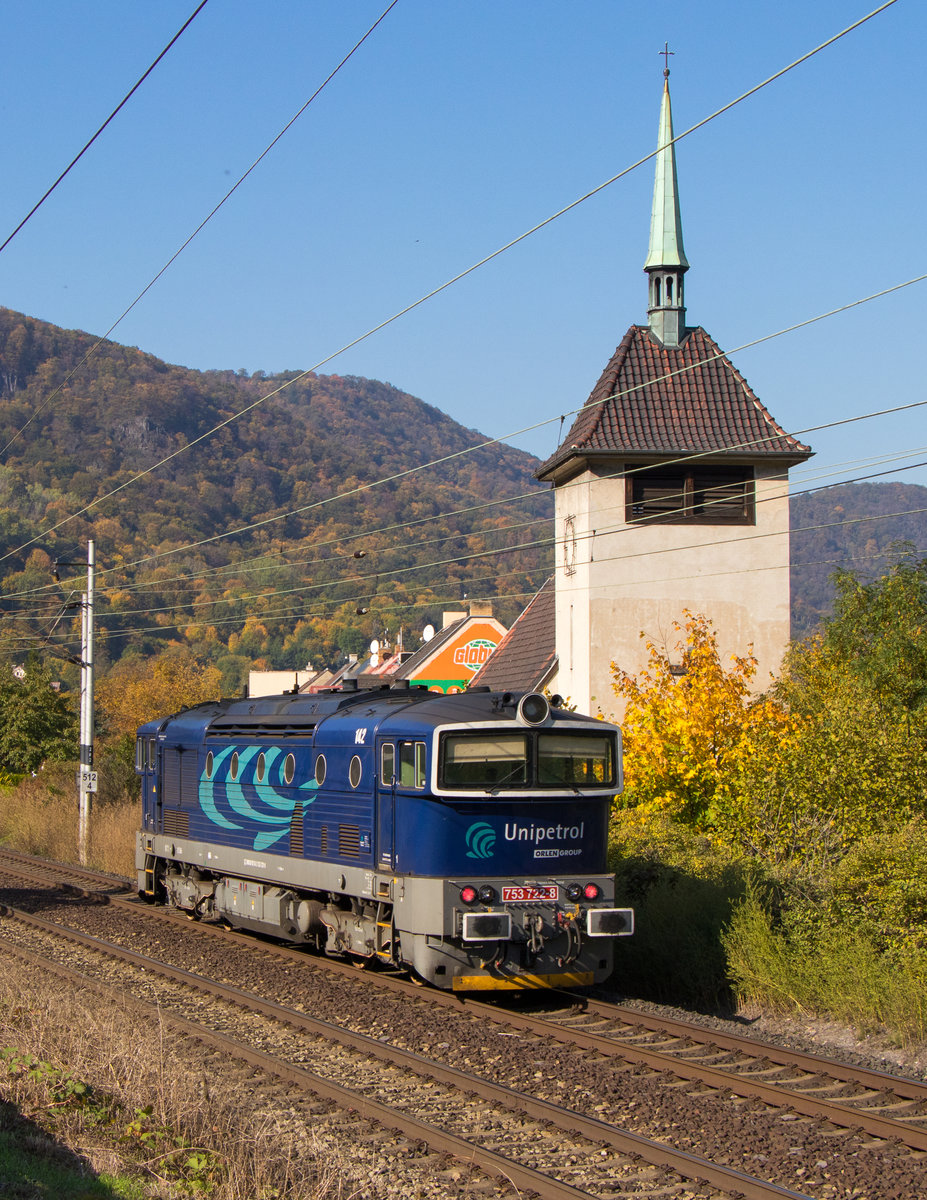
537, 325, 811, 480
394, 617, 467, 679
470, 579, 556, 692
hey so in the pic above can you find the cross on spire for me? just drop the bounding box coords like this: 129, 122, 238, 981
660, 41, 674, 78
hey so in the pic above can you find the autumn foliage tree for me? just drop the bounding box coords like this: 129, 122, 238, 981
610, 611, 793, 831
97, 647, 222, 739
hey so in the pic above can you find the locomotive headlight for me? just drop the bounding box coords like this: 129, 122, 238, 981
478, 885, 497, 903
517, 692, 550, 725
566, 883, 583, 902
583, 883, 601, 901
460, 886, 478, 905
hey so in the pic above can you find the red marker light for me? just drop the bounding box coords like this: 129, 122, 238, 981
583, 883, 600, 901
460, 886, 478, 904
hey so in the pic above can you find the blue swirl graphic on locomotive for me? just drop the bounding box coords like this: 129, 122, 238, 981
465, 821, 496, 860
198, 746, 318, 851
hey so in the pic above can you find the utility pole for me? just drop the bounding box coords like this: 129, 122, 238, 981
77, 540, 95, 866
57, 542, 96, 865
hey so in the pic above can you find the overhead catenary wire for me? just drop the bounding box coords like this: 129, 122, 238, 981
0, 0, 901, 565
0, 0, 401, 462
5, 400, 926, 618
88, 432, 927, 603
17, 467, 927, 640
59, 456, 927, 622
55, 360, 927, 594
12, 281, 925, 604
17, 482, 927, 659
25, 525, 927, 661
0, 1, 211, 259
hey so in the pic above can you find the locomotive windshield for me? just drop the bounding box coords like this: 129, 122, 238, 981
440, 729, 616, 791
537, 733, 614, 786
443, 734, 527, 787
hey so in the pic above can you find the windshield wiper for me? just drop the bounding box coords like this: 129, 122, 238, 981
487, 765, 527, 795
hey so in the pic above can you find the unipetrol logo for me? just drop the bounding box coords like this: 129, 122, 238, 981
453, 638, 497, 671
465, 821, 496, 859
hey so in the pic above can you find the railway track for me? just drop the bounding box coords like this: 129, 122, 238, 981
0, 850, 924, 1198
0, 900, 808, 1200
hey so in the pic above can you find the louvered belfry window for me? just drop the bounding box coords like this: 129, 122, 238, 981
627, 465, 754, 525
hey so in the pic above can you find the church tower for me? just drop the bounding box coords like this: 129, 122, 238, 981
536, 66, 812, 715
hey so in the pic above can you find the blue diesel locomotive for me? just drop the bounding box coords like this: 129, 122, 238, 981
135, 684, 633, 990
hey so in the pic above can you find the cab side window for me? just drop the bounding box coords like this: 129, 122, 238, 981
380, 743, 395, 787
398, 741, 426, 788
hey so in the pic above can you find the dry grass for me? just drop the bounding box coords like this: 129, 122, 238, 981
0, 957, 355, 1198
0, 766, 137, 877
0, 775, 358, 1196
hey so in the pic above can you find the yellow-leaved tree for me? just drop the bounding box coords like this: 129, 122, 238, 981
610, 610, 794, 833
97, 647, 222, 739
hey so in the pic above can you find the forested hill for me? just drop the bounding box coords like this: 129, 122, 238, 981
0, 307, 922, 688
0, 307, 553, 690
790, 481, 927, 638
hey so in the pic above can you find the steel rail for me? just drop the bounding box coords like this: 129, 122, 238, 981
3, 852, 925, 1148
0, 847, 127, 892
570, 995, 927, 1103
0, 904, 815, 1200
462, 1000, 927, 1151
0, 937, 591, 1200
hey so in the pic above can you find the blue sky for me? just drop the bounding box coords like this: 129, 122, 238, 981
1, 0, 924, 493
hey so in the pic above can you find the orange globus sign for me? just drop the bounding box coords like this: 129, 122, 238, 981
410, 619, 503, 693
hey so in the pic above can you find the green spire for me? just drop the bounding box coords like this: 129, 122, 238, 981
643, 75, 688, 271
644, 67, 688, 347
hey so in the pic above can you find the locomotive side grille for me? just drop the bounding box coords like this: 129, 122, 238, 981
163, 750, 181, 804
320, 825, 328, 856
181, 753, 199, 800
289, 802, 304, 856
339, 825, 360, 858
163, 748, 198, 805
162, 808, 189, 837
206, 722, 318, 739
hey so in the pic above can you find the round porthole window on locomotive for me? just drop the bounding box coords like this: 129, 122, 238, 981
256, 751, 266, 783
349, 755, 362, 788
315, 754, 327, 786
205, 751, 214, 779
284, 753, 295, 785
230, 751, 239, 781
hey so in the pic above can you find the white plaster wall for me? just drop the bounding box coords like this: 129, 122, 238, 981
553, 465, 792, 718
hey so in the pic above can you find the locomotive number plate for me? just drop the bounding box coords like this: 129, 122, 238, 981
502, 885, 558, 903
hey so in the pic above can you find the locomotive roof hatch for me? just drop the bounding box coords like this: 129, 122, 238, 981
204, 687, 377, 738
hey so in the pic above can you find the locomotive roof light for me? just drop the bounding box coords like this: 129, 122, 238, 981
517, 692, 550, 726
549, 694, 564, 709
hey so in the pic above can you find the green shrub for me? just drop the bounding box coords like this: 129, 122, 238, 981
825, 818, 927, 957
609, 812, 750, 1009
723, 883, 927, 1047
